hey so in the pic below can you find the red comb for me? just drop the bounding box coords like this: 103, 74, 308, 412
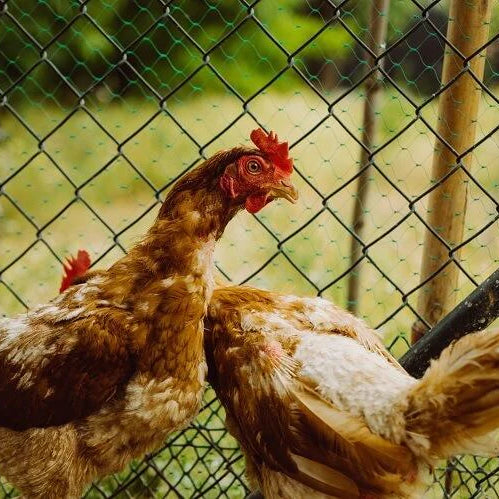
250, 128, 293, 175
59, 250, 91, 293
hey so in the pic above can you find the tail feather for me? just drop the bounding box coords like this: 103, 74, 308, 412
404, 329, 499, 460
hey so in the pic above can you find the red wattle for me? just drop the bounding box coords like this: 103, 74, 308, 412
245, 193, 269, 213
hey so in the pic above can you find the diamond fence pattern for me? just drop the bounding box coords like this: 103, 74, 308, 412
1, 0, 499, 497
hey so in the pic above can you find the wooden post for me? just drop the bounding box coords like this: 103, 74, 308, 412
347, 0, 390, 314
411, 0, 492, 343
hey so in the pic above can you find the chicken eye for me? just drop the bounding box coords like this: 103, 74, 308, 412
246, 160, 262, 175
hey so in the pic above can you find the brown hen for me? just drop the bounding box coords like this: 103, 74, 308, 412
205, 286, 499, 498
0, 129, 298, 498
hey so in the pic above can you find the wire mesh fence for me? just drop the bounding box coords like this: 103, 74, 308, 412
0, 0, 498, 497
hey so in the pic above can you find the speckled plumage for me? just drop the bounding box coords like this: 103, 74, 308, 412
205, 286, 499, 498
0, 133, 298, 498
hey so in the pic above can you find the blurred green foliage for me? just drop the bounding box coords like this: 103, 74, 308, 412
0, 0, 354, 101
2, 0, 498, 104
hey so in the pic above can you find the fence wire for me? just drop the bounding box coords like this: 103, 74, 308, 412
1, 0, 499, 497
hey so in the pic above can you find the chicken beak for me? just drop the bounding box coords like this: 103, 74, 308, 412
269, 179, 299, 204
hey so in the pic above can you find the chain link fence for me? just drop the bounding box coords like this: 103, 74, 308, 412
1, 0, 498, 497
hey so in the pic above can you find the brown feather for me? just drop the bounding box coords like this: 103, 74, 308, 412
0, 313, 134, 430
292, 383, 413, 472
290, 453, 360, 498
405, 329, 499, 459
206, 287, 420, 497
0, 137, 297, 498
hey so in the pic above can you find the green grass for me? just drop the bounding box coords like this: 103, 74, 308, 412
1, 88, 498, 497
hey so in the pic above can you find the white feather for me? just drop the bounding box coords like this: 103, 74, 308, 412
294, 333, 416, 441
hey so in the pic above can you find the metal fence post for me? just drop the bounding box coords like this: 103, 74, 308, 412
401, 266, 499, 378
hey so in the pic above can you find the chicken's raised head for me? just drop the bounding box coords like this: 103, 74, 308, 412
158, 129, 298, 226
219, 128, 298, 213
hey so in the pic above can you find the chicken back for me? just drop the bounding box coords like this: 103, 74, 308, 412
206, 286, 499, 498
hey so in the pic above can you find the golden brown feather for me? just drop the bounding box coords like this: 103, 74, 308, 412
0, 130, 298, 498
405, 329, 499, 460
205, 286, 499, 498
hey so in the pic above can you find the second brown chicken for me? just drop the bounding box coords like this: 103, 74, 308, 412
205, 286, 499, 498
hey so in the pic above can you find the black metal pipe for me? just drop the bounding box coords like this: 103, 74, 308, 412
400, 267, 499, 378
